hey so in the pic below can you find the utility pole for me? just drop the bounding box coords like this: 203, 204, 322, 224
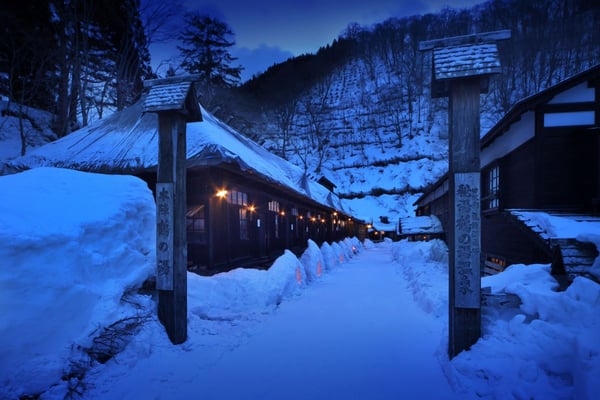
419, 30, 510, 358
143, 75, 202, 344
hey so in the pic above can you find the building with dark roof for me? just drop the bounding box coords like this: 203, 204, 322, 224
415, 64, 600, 276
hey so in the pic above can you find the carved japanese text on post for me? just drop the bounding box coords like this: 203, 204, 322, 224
453, 172, 481, 308
156, 183, 174, 290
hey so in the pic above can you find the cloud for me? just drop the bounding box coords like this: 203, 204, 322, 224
233, 44, 295, 82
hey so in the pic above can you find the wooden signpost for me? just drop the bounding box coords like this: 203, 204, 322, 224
143, 75, 202, 344
419, 30, 510, 357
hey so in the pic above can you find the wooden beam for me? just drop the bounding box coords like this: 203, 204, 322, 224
419, 29, 511, 51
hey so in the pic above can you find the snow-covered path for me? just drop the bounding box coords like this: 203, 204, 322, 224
194, 244, 457, 400
84, 244, 458, 400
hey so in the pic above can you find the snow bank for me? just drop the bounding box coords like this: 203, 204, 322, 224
392, 239, 600, 399
451, 264, 600, 399
189, 238, 364, 321
391, 239, 449, 317
189, 250, 305, 321
0, 167, 155, 398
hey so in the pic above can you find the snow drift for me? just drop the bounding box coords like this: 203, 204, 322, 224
0, 167, 155, 398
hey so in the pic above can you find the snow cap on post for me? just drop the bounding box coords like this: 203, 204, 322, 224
143, 75, 202, 122
419, 30, 511, 98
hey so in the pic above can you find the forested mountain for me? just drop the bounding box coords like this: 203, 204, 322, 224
1, 0, 599, 223
0, 0, 152, 138
213, 0, 599, 222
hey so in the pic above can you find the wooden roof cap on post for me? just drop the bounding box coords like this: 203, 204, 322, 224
143, 74, 203, 122
419, 30, 511, 98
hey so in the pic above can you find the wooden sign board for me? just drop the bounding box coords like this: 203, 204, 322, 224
453, 172, 481, 308
156, 182, 174, 290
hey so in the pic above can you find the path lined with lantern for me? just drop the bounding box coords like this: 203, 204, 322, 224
178, 243, 459, 400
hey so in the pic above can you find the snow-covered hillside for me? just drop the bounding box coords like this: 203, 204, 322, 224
0, 101, 57, 173
252, 55, 455, 224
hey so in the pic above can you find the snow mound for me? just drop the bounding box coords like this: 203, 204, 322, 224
391, 239, 449, 317
0, 167, 155, 398
189, 250, 305, 321
450, 264, 600, 399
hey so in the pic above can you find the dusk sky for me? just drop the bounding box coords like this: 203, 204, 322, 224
150, 0, 484, 81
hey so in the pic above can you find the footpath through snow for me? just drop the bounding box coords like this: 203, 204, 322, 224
3, 168, 599, 399
82, 242, 458, 400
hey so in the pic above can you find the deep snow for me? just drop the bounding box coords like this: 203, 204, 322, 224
0, 168, 599, 400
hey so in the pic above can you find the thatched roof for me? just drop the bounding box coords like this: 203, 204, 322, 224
9, 97, 351, 216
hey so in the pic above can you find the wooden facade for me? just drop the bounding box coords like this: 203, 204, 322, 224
140, 166, 362, 274
415, 64, 600, 274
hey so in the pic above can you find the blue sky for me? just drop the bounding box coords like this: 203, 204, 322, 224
150, 0, 484, 82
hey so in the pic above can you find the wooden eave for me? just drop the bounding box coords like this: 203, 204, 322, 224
481, 64, 600, 150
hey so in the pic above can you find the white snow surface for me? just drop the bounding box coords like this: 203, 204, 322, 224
0, 167, 155, 398
1, 168, 599, 399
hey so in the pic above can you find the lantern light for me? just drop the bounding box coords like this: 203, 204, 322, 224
216, 189, 228, 198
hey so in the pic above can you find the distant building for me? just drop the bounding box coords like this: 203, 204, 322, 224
415, 64, 600, 276
9, 95, 365, 274
398, 215, 445, 242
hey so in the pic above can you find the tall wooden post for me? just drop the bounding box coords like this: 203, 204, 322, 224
143, 75, 202, 344
419, 30, 510, 358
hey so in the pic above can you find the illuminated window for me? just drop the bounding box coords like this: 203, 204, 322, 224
239, 208, 249, 240
227, 190, 247, 206
268, 200, 280, 212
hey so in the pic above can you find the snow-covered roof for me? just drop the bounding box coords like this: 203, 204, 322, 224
399, 215, 443, 235
9, 97, 352, 216
508, 210, 600, 241
433, 43, 500, 80
144, 82, 192, 112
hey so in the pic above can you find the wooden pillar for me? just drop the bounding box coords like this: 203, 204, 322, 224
143, 75, 202, 345
156, 112, 188, 344
418, 29, 510, 358
448, 78, 482, 358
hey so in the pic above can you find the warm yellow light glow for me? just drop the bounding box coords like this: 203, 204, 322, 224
333, 212, 338, 216
311, 217, 316, 222
216, 189, 228, 198
299, 215, 304, 220
248, 205, 256, 212
321, 219, 325, 223
280, 211, 285, 216
367, 224, 372, 229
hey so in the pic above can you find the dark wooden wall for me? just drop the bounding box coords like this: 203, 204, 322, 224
182, 166, 361, 274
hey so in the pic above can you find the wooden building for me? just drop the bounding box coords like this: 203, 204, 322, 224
398, 215, 445, 242
9, 96, 364, 274
415, 64, 600, 275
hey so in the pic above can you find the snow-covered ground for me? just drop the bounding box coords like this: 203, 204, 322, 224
1, 167, 599, 399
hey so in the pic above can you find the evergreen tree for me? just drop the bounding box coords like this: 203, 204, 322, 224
177, 12, 243, 87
